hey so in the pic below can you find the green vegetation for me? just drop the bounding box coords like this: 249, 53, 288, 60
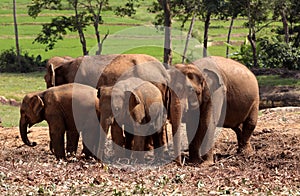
0, 72, 45, 101
0, 0, 250, 62
0, 72, 46, 127
257, 75, 300, 86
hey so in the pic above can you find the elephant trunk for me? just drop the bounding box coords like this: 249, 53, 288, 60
19, 117, 37, 147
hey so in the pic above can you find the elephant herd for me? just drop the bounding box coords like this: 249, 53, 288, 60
19, 54, 259, 166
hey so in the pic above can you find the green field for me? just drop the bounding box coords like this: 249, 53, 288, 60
0, 0, 264, 62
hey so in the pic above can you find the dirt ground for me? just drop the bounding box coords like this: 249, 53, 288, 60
0, 107, 299, 195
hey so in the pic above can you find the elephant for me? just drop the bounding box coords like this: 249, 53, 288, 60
44, 54, 160, 89
44, 54, 170, 160
98, 78, 168, 162
168, 56, 259, 165
19, 83, 100, 160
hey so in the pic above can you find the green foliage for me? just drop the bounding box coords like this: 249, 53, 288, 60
0, 48, 46, 73
230, 40, 254, 67
259, 37, 300, 70
231, 37, 300, 70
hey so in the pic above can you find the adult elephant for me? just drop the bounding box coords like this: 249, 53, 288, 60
98, 78, 167, 162
19, 83, 100, 160
168, 56, 259, 165
44, 54, 160, 89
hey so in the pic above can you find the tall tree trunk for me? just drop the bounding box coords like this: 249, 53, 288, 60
247, 32, 258, 67
13, 0, 20, 66
226, 17, 235, 58
281, 9, 289, 44
94, 18, 101, 55
203, 12, 211, 57
74, 1, 88, 55
182, 14, 196, 63
159, 0, 172, 69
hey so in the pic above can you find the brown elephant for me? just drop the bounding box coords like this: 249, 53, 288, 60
44, 54, 169, 160
19, 83, 100, 159
168, 56, 259, 165
44, 54, 160, 89
98, 78, 167, 162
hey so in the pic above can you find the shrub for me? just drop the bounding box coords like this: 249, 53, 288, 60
231, 37, 300, 70
0, 48, 46, 73
259, 37, 300, 70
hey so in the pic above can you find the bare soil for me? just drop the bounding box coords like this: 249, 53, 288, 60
0, 107, 299, 195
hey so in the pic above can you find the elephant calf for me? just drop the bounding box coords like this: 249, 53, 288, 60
98, 78, 168, 161
19, 83, 100, 160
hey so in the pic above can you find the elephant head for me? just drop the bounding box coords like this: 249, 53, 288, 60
169, 64, 210, 111
44, 56, 74, 88
19, 93, 45, 147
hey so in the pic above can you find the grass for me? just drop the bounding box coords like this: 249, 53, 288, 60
0, 72, 49, 127
0, 0, 255, 62
257, 75, 300, 86
0, 72, 45, 101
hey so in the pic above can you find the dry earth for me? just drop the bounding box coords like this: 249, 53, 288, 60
0, 107, 299, 195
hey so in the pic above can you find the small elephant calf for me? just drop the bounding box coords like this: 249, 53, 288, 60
98, 78, 168, 162
19, 83, 100, 159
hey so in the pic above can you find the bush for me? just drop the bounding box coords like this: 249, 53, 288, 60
259, 37, 300, 70
231, 37, 300, 70
0, 48, 46, 73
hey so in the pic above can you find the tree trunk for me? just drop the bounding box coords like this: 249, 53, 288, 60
74, 1, 88, 55
159, 0, 172, 69
203, 12, 211, 57
247, 32, 258, 67
182, 14, 196, 63
13, 0, 20, 66
226, 17, 235, 58
281, 9, 289, 44
94, 19, 101, 55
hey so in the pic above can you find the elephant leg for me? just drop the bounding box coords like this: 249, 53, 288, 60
81, 143, 94, 158
66, 130, 79, 156
111, 121, 125, 158
132, 135, 145, 162
49, 140, 54, 154
186, 109, 202, 162
145, 136, 153, 151
236, 106, 258, 155
152, 130, 165, 160
48, 121, 66, 160
124, 129, 134, 159
189, 104, 214, 165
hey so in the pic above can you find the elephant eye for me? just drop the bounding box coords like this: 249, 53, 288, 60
189, 86, 195, 92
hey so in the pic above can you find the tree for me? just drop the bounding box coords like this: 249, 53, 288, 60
159, 0, 172, 67
220, 0, 247, 58
116, 0, 173, 68
13, 0, 20, 65
28, 0, 109, 55
242, 0, 274, 67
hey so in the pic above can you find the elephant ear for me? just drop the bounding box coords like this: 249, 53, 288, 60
30, 95, 44, 116
128, 91, 141, 106
202, 68, 222, 93
128, 91, 149, 124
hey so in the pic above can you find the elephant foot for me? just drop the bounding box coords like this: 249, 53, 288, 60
237, 142, 253, 156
